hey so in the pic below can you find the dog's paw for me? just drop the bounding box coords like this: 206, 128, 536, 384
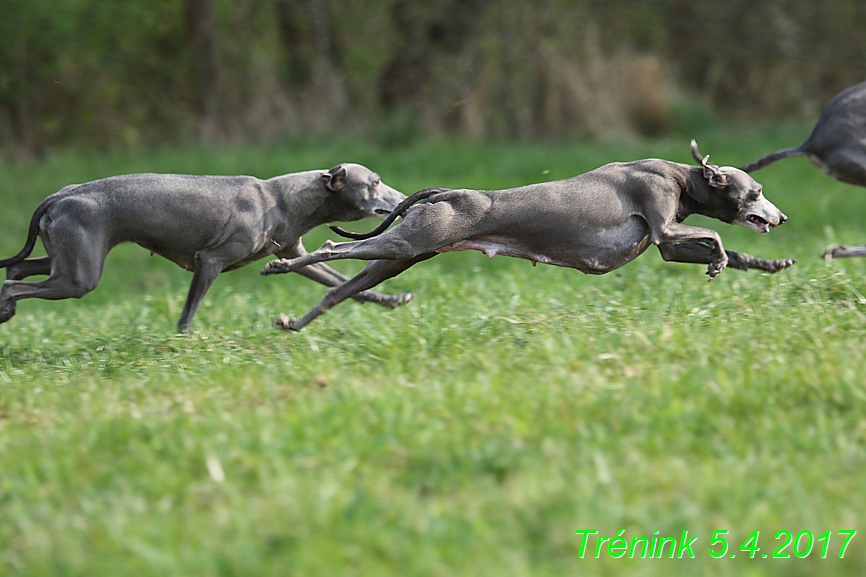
769, 258, 797, 272
706, 259, 727, 281
381, 292, 414, 309
823, 245, 842, 260
0, 299, 16, 324
274, 313, 302, 332
261, 259, 289, 275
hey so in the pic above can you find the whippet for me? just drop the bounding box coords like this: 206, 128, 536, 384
739, 81, 866, 258
0, 164, 411, 330
261, 142, 793, 331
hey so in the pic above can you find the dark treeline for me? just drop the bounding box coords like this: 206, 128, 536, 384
1, 0, 865, 154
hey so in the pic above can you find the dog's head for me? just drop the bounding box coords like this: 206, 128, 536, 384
687, 140, 787, 234
321, 163, 406, 222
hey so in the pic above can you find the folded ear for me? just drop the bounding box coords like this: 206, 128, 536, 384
691, 140, 731, 188
702, 162, 732, 188
322, 165, 348, 192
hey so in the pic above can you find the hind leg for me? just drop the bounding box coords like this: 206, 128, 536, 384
275, 240, 412, 308
276, 254, 436, 331
262, 236, 418, 275
0, 225, 108, 324
263, 194, 490, 275
6, 256, 52, 280
0, 271, 102, 323
295, 262, 414, 308
1, 256, 54, 320
820, 148, 866, 188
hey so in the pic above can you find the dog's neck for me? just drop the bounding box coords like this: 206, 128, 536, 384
266, 171, 336, 234
678, 167, 731, 224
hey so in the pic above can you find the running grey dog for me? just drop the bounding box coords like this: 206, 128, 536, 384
0, 164, 411, 330
261, 141, 793, 331
739, 81, 866, 258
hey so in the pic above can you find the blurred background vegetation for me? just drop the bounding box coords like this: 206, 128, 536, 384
1, 0, 865, 156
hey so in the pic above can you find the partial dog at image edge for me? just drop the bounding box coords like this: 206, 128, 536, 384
0, 164, 413, 330
738, 81, 866, 259
261, 140, 795, 331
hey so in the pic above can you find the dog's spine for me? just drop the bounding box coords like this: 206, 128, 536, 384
330, 187, 450, 240
0, 199, 52, 268
738, 145, 805, 173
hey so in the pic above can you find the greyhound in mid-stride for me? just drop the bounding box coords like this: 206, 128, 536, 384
738, 81, 866, 258
0, 164, 412, 330
261, 141, 793, 331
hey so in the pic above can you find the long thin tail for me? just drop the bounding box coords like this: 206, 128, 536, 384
0, 200, 51, 268
739, 145, 806, 173
330, 187, 450, 240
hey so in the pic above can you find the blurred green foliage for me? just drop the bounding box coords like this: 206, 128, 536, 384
1, 0, 865, 153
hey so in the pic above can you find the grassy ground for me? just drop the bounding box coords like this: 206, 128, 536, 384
1, 130, 866, 576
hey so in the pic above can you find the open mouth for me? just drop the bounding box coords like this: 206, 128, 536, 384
374, 208, 392, 216
747, 214, 772, 233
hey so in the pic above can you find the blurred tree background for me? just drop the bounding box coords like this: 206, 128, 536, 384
0, 0, 865, 155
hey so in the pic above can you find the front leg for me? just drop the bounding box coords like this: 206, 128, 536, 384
658, 242, 796, 273
726, 249, 796, 272
652, 222, 728, 280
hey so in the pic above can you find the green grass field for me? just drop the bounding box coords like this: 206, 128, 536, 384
2, 130, 866, 576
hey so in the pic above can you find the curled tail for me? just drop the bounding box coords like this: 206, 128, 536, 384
330, 187, 450, 240
739, 145, 806, 173
0, 200, 52, 268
